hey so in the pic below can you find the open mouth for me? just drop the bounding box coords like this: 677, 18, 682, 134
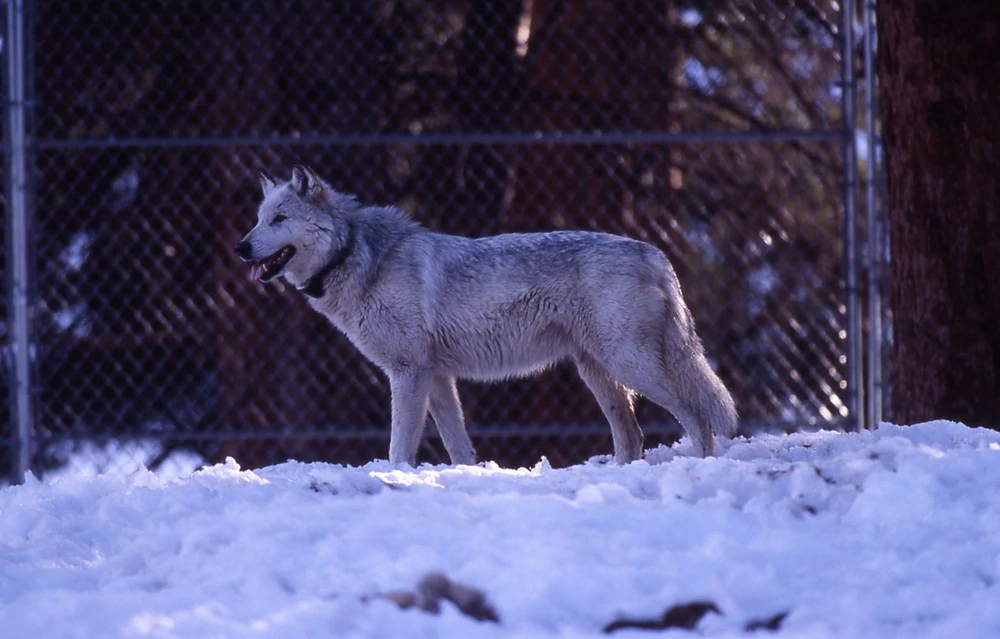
249, 246, 295, 282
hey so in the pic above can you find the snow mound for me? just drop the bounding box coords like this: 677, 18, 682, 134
1, 421, 999, 638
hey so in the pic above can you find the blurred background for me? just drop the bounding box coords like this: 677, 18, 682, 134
2, 0, 885, 480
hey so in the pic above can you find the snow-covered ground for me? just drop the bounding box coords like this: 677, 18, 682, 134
2, 421, 999, 638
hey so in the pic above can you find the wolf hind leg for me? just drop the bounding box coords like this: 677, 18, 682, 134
576, 355, 643, 464
388, 372, 432, 466
428, 375, 477, 466
614, 351, 733, 458
647, 386, 716, 457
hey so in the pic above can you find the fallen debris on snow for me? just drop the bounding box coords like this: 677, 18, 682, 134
372, 572, 499, 623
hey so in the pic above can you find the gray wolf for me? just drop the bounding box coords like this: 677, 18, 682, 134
235, 165, 737, 466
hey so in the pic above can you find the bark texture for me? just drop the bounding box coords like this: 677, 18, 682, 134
877, 1, 1000, 426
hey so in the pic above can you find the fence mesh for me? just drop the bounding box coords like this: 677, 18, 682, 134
10, 0, 850, 476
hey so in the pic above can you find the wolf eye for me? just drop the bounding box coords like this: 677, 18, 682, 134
271, 214, 287, 225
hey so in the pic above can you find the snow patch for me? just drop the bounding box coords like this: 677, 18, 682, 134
1, 422, 999, 637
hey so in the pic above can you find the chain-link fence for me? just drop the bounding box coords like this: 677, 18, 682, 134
4, 0, 873, 480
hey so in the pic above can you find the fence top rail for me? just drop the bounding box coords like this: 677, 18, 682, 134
29, 129, 847, 150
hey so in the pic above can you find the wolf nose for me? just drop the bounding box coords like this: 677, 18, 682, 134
234, 241, 252, 259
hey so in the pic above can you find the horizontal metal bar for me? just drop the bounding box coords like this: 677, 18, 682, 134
34, 418, 850, 446
30, 129, 845, 151
37, 425, 664, 443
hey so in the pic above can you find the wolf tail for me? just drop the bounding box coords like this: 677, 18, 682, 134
692, 349, 739, 439
670, 304, 739, 441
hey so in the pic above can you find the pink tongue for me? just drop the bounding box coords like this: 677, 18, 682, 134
250, 263, 263, 282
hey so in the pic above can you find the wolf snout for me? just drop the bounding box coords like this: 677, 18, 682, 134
234, 240, 253, 260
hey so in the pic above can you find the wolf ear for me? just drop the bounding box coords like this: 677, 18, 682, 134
291, 164, 325, 200
258, 169, 278, 196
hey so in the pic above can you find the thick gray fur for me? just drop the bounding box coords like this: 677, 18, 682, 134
237, 166, 737, 466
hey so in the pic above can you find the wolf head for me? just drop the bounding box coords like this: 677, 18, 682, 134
235, 165, 356, 289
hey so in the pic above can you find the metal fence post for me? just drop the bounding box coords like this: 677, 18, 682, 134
841, 0, 864, 431
863, 0, 883, 430
5, 0, 34, 482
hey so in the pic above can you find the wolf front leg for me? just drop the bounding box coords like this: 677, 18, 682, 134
388, 372, 432, 466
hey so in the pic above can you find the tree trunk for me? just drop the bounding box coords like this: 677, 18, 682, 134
877, 1, 1000, 426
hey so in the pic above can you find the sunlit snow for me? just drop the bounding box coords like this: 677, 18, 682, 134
2, 421, 999, 638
